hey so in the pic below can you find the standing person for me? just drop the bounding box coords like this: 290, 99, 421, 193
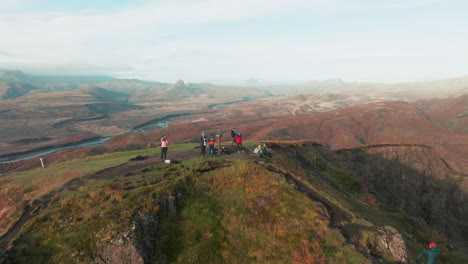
160, 136, 169, 161
208, 134, 216, 156
416, 243, 440, 264
230, 128, 236, 146
200, 132, 207, 157
235, 132, 243, 153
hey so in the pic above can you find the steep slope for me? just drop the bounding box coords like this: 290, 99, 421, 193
322, 144, 468, 253
1, 142, 467, 263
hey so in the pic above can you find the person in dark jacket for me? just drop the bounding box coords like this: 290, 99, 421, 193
200, 132, 207, 156
230, 128, 236, 146
416, 242, 440, 264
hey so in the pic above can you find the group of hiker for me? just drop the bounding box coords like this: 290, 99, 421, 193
157, 131, 442, 264
158, 127, 269, 160
199, 132, 225, 157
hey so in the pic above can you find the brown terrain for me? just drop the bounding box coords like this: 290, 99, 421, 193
4, 95, 465, 177
95, 95, 467, 174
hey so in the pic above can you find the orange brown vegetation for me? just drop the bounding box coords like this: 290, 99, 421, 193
292, 239, 327, 264
199, 162, 332, 263
0, 185, 24, 234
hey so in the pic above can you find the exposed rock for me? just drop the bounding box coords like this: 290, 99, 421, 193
132, 193, 183, 263
368, 226, 408, 263
95, 232, 144, 264
132, 210, 161, 263
167, 195, 177, 217
93, 193, 182, 264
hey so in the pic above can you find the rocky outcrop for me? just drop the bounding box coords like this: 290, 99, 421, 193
95, 232, 144, 264
95, 193, 182, 264
367, 226, 408, 263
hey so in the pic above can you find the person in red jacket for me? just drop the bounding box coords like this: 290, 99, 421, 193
208, 134, 216, 156
160, 136, 169, 160
235, 132, 243, 153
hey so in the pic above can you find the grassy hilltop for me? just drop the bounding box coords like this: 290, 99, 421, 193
1, 142, 467, 263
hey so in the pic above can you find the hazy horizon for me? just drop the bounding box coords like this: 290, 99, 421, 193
1, 0, 467, 84
2, 67, 468, 88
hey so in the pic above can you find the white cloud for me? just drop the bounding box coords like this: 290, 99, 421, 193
367, 0, 448, 10
0, 0, 466, 82
0, 0, 27, 8
0, 0, 331, 71
0, 50, 15, 58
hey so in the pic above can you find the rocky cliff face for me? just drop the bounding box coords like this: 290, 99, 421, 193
325, 145, 468, 253
94, 193, 181, 264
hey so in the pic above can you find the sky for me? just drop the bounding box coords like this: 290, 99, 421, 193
0, 0, 468, 84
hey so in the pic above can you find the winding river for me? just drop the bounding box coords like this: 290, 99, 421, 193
0, 114, 190, 163
0, 137, 111, 163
